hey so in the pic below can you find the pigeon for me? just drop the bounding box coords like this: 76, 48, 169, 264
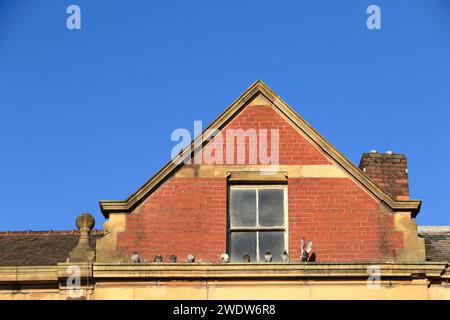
307, 252, 316, 262
131, 251, 140, 263
220, 253, 230, 263
169, 255, 177, 263
306, 240, 313, 255
243, 253, 251, 263
281, 249, 289, 263
187, 254, 195, 263
301, 237, 308, 262
153, 255, 163, 263
301, 238, 313, 262
264, 249, 272, 262
301, 251, 308, 262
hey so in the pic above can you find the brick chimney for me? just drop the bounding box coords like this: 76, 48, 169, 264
358, 151, 409, 200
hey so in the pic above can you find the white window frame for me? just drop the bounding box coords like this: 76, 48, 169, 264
228, 185, 289, 262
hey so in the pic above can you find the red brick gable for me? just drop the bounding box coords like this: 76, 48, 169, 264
116, 103, 334, 262
100, 81, 421, 218
100, 81, 423, 264
115, 102, 403, 263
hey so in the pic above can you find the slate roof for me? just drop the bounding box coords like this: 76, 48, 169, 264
418, 226, 450, 262
0, 230, 103, 266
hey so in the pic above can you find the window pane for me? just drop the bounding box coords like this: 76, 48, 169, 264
230, 189, 256, 228
258, 189, 284, 226
230, 232, 257, 262
258, 232, 285, 262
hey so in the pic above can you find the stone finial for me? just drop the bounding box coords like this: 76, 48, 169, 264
76, 213, 95, 231
76, 213, 95, 246
68, 212, 96, 262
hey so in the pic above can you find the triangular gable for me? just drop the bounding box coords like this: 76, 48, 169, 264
100, 80, 421, 217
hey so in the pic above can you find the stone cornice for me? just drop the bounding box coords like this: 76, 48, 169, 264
0, 263, 447, 288
92, 262, 448, 281
0, 266, 58, 283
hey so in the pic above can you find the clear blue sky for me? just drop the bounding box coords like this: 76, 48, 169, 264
0, 0, 449, 230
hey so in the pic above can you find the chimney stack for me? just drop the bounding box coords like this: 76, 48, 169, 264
358, 151, 409, 200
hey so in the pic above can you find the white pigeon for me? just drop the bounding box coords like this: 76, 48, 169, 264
306, 241, 313, 254
264, 249, 272, 262
187, 254, 195, 263
220, 253, 230, 263
131, 251, 140, 263
281, 249, 289, 263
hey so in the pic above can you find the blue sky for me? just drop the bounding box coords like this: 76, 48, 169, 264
0, 0, 449, 230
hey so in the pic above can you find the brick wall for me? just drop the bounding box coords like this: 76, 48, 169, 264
198, 105, 331, 165
288, 178, 403, 261
116, 105, 404, 262
117, 177, 227, 262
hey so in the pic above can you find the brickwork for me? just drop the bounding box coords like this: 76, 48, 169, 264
116, 105, 405, 262
359, 153, 409, 200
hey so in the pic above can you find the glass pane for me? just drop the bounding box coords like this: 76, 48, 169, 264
230, 189, 256, 228
258, 231, 285, 262
258, 189, 284, 226
230, 232, 257, 263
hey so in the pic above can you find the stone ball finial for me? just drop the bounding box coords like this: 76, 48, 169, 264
76, 212, 95, 231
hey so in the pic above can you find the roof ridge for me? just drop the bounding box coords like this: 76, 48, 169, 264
418, 226, 450, 233
0, 229, 104, 236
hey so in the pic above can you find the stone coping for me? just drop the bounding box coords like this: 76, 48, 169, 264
418, 226, 450, 233
91, 262, 448, 280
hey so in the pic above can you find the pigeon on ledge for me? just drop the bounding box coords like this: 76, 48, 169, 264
301, 237, 308, 262
220, 253, 230, 263
306, 240, 313, 255
281, 249, 289, 263
131, 251, 140, 263
264, 249, 272, 262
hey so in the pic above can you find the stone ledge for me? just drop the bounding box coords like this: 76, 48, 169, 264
0, 262, 447, 284
0, 266, 58, 282
92, 262, 448, 280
